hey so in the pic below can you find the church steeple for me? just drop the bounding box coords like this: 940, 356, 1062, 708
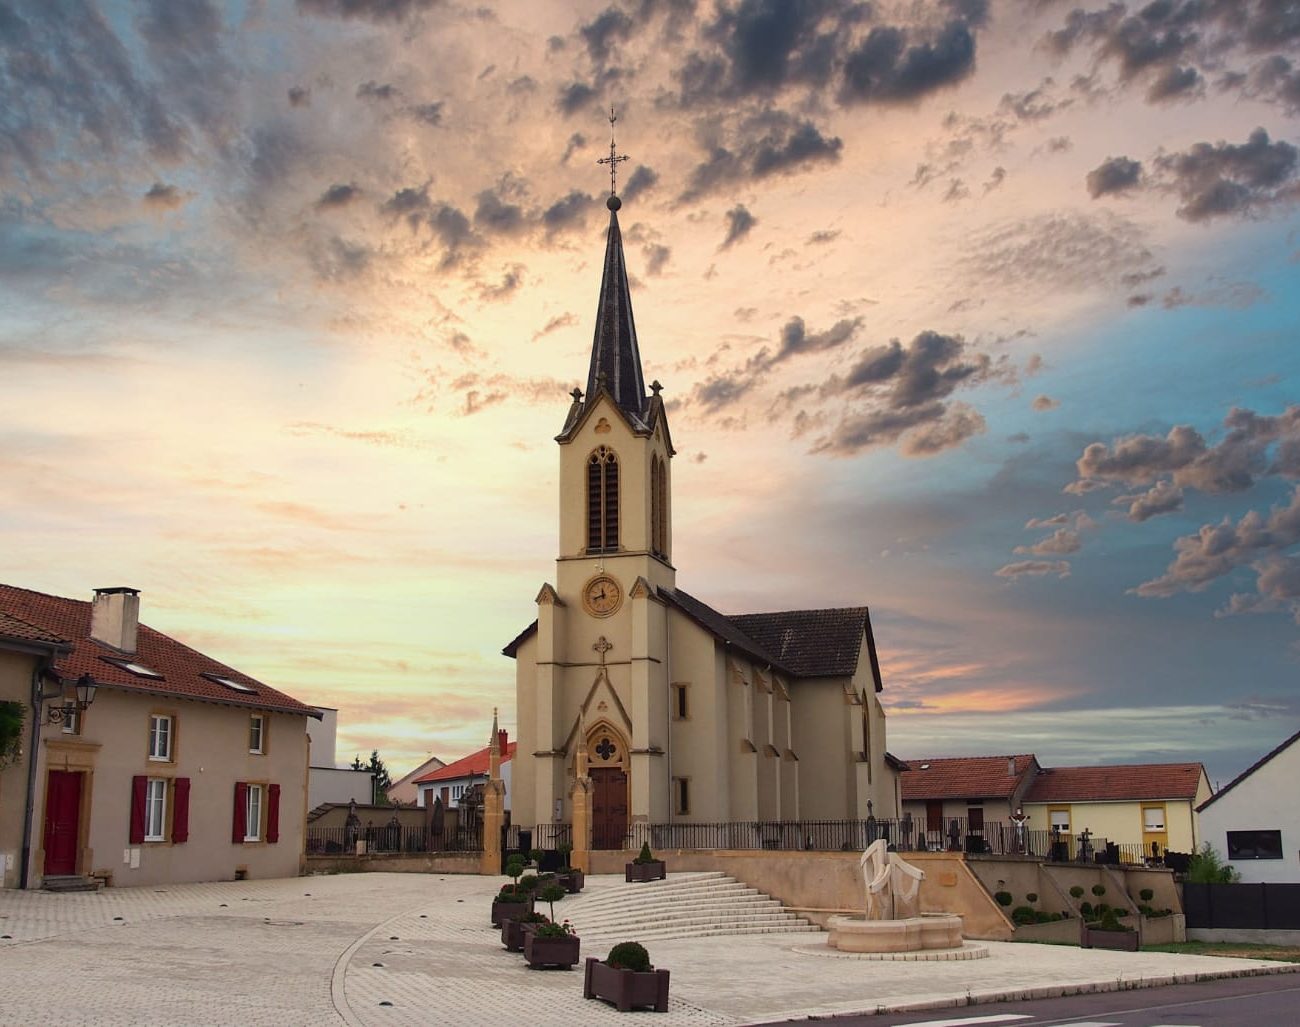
586, 197, 647, 419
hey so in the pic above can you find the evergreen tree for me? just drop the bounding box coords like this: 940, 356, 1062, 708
351, 750, 393, 804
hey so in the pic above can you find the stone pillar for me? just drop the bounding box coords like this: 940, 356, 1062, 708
480, 710, 506, 875
569, 722, 593, 873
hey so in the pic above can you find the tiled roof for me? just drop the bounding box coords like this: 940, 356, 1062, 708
901, 755, 1038, 801
1197, 728, 1300, 811
0, 584, 317, 718
1024, 763, 1206, 803
0, 610, 70, 649
413, 740, 516, 784
728, 606, 873, 680
504, 588, 878, 684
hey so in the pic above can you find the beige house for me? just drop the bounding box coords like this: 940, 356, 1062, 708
901, 754, 1041, 845
0, 584, 318, 889
504, 194, 899, 848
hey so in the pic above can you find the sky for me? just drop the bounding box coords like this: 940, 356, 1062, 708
2, 0, 1298, 790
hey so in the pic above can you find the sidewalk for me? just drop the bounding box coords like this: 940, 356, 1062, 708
1, 872, 1294, 1026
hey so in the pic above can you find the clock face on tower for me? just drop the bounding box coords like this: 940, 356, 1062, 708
582, 574, 623, 617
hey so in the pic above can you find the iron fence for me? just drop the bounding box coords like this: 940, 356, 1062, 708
306, 820, 483, 855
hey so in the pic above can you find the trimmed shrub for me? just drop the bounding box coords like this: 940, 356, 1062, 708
1011, 905, 1036, 925
634, 842, 656, 865
994, 891, 1013, 907
1069, 885, 1085, 899
607, 941, 651, 972
1026, 892, 1038, 903
1139, 888, 1154, 902
1091, 884, 1106, 897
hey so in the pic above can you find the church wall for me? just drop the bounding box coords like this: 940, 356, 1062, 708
791, 676, 854, 819
726, 657, 759, 821
665, 611, 729, 821
511, 632, 538, 826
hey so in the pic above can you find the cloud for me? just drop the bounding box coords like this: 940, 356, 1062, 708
807, 229, 840, 244
774, 315, 861, 362
541, 190, 595, 235
477, 264, 524, 301
1086, 156, 1143, 198
407, 102, 444, 126
996, 560, 1071, 579
840, 20, 977, 105
643, 243, 671, 275
1115, 480, 1185, 522
1031, 395, 1058, 411
288, 86, 311, 108
357, 80, 400, 102
532, 313, 577, 341
682, 111, 843, 199
1147, 63, 1201, 102
621, 165, 658, 203
558, 81, 597, 116
295, 0, 438, 22
1156, 128, 1300, 223
962, 211, 1153, 292
316, 183, 360, 210
720, 204, 756, 249
143, 182, 186, 209
1015, 527, 1082, 556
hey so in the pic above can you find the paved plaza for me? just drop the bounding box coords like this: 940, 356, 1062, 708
1, 872, 1295, 1026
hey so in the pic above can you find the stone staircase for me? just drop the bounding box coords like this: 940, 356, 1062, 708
41, 875, 102, 893
557, 871, 821, 944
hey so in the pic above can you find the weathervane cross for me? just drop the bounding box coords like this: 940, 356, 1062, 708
596, 106, 629, 197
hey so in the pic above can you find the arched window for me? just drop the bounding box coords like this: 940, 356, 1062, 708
650, 455, 667, 558
587, 446, 619, 553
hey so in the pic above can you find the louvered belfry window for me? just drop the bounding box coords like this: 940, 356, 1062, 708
651, 455, 667, 558
587, 446, 619, 553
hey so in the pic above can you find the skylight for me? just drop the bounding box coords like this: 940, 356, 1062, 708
202, 672, 256, 694
101, 656, 163, 679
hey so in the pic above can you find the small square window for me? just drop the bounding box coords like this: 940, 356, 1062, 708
249, 715, 265, 754
245, 784, 262, 842
61, 705, 80, 736
149, 715, 173, 761
145, 779, 167, 842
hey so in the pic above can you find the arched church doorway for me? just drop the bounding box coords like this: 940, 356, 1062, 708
586, 723, 628, 850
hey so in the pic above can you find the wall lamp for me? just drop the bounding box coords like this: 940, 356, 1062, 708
44, 673, 97, 725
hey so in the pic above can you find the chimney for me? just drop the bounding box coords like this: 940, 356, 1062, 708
90, 587, 140, 653
1007, 757, 1016, 776
498, 729, 508, 753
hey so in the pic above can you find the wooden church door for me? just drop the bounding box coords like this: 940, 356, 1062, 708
591, 768, 628, 850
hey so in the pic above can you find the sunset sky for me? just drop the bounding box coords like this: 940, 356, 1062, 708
2, 0, 1298, 789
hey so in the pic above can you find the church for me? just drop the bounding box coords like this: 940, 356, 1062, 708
504, 184, 900, 850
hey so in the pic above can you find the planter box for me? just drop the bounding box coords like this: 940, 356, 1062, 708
560, 869, 585, 894
502, 917, 544, 952
490, 896, 534, 928
524, 931, 581, 969
625, 860, 666, 883
584, 957, 670, 1012
1081, 925, 1139, 951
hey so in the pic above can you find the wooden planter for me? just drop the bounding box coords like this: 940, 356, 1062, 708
583, 957, 670, 1012
490, 895, 534, 928
560, 869, 585, 893
625, 860, 666, 883
1081, 925, 1139, 951
502, 917, 544, 952
524, 931, 581, 969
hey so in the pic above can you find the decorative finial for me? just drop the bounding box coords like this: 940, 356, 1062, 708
570, 386, 584, 403
596, 105, 629, 205
650, 380, 662, 396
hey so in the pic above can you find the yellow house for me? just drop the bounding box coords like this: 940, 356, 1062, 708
1022, 762, 1211, 860
504, 191, 899, 847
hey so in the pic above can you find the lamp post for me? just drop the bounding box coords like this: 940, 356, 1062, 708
44, 672, 97, 725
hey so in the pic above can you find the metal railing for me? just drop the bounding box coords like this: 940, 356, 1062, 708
306, 821, 483, 855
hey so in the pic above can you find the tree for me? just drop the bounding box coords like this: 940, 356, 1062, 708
1186, 841, 1240, 884
351, 750, 393, 805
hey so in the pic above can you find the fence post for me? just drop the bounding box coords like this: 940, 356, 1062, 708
480, 711, 506, 875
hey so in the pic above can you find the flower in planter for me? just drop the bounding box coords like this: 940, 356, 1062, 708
533, 918, 576, 939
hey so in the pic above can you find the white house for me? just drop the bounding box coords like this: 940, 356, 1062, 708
1197, 727, 1300, 884
413, 730, 513, 812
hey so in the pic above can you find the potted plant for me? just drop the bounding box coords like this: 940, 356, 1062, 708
502, 910, 549, 952
583, 941, 670, 1012
625, 842, 666, 883
491, 855, 534, 927
1081, 907, 1139, 951
523, 884, 580, 968
557, 842, 585, 893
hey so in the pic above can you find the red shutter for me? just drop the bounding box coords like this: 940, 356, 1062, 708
172, 777, 191, 844
267, 783, 281, 844
129, 775, 147, 844
232, 781, 248, 843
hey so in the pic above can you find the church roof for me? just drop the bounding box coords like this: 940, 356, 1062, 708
586, 203, 647, 420
504, 586, 883, 687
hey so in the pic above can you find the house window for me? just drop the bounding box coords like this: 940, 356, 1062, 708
967, 804, 985, 833
1050, 809, 1070, 834
586, 446, 619, 553
245, 784, 263, 841
149, 714, 173, 761
1226, 829, 1284, 860
145, 779, 167, 842
249, 714, 265, 754
61, 705, 80, 735
1143, 806, 1166, 832
672, 777, 690, 816
671, 683, 689, 720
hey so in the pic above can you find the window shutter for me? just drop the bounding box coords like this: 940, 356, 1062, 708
267, 783, 281, 844
129, 775, 147, 845
232, 781, 248, 843
172, 777, 191, 844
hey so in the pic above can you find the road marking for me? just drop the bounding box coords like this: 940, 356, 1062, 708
1053, 1022, 1121, 1027
900, 1017, 1034, 1027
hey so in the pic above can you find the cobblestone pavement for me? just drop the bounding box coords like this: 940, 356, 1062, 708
2, 873, 1295, 1026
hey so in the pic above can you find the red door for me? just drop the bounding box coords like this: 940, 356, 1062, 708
925, 800, 943, 839
591, 768, 628, 850
43, 770, 82, 876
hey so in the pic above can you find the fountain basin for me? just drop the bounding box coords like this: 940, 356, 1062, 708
826, 912, 964, 953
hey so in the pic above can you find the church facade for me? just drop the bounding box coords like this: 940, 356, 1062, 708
504, 193, 899, 849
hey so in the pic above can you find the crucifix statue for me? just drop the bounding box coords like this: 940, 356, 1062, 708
593, 636, 613, 665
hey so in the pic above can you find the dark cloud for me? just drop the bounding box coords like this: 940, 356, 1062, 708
682, 111, 842, 199
143, 181, 185, 209
840, 20, 976, 105
296, 0, 438, 22
807, 229, 839, 244
357, 80, 400, 102
998, 81, 1067, 121
1086, 156, 1143, 198
580, 6, 635, 61
309, 236, 372, 281
382, 183, 432, 228
561, 133, 587, 164
983, 166, 1006, 193
541, 190, 596, 234
830, 330, 992, 409
1147, 63, 1201, 102
558, 81, 597, 116
316, 183, 360, 210
288, 86, 311, 108
720, 204, 757, 248
774, 315, 861, 361
474, 188, 527, 236
427, 203, 474, 267
478, 264, 524, 301
533, 313, 578, 340
1155, 128, 1300, 222
643, 243, 671, 275
621, 165, 659, 203
407, 102, 444, 125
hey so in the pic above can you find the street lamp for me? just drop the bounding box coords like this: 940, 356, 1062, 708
45, 673, 97, 725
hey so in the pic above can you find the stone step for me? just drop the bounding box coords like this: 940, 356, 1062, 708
580, 921, 821, 943
566, 889, 771, 914
41, 875, 102, 893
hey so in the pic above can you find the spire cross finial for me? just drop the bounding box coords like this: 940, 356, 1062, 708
596, 106, 629, 197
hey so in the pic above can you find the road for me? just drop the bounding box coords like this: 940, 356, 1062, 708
756, 972, 1300, 1026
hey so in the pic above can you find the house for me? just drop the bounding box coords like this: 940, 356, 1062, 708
505, 187, 899, 848
1197, 727, 1300, 883
413, 729, 515, 811
0, 584, 319, 888
901, 754, 1041, 845
306, 707, 377, 808
387, 752, 447, 806
1022, 762, 1211, 859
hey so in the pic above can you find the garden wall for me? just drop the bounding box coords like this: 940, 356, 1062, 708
305, 852, 480, 875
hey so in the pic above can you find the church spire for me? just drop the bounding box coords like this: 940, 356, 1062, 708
586, 110, 646, 420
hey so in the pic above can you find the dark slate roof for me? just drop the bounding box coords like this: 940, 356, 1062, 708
505, 585, 880, 686
585, 206, 647, 421
1197, 727, 1300, 811
0, 584, 319, 718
